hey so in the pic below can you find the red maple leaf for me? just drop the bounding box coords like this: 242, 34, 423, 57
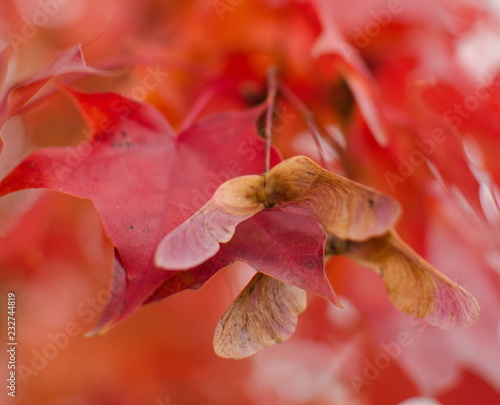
0, 88, 337, 333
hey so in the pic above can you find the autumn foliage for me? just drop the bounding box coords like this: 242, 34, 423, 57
1, 1, 499, 404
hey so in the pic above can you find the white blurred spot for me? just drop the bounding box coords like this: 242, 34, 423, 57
469, 164, 492, 188
460, 135, 500, 227
450, 185, 476, 217
326, 296, 361, 330
291, 129, 342, 171
251, 337, 364, 404
456, 20, 500, 80
462, 135, 485, 169
397, 397, 442, 405
253, 342, 334, 402
326, 124, 347, 150
482, 0, 500, 16
479, 182, 500, 227
425, 159, 445, 188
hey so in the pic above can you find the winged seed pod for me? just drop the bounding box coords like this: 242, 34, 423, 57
213, 273, 307, 359
326, 232, 480, 329
154, 155, 479, 358
155, 155, 401, 270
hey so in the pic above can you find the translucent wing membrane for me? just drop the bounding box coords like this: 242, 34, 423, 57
213, 273, 307, 359
155, 175, 264, 270
331, 231, 480, 328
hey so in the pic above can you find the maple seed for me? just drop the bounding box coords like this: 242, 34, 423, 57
327, 231, 481, 329
155, 155, 401, 270
213, 272, 307, 359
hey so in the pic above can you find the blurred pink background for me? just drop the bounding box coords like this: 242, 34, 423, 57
1, 1, 500, 404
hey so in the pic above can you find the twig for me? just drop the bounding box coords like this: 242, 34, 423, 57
264, 66, 278, 173
278, 81, 330, 170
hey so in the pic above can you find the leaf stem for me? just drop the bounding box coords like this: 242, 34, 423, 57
278, 81, 330, 170
264, 66, 278, 173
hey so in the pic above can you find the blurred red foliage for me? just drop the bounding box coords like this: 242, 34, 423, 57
1, 0, 499, 404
